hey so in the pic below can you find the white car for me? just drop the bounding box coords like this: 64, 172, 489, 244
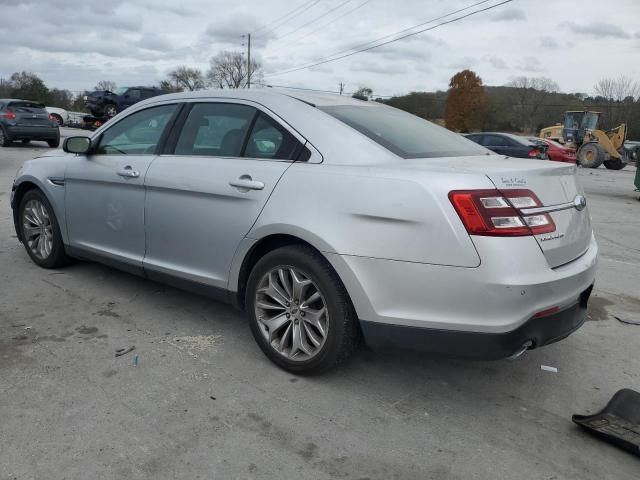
11, 89, 597, 373
45, 106, 69, 126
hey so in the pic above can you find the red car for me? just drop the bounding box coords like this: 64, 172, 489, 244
531, 138, 576, 163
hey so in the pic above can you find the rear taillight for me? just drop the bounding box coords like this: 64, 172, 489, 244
1, 111, 16, 120
449, 189, 556, 237
528, 149, 541, 158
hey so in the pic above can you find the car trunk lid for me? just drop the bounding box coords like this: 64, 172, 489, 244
409, 156, 592, 268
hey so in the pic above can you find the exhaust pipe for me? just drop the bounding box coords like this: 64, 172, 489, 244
506, 340, 533, 361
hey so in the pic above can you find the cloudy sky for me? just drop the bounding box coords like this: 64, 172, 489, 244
0, 0, 639, 97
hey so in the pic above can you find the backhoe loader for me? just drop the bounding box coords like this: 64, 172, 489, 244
540, 111, 629, 170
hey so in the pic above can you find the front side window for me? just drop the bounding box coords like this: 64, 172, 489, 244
320, 104, 487, 159
95, 104, 176, 155
174, 103, 256, 156
245, 112, 301, 160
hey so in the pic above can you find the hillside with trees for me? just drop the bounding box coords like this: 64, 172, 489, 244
386, 71, 640, 139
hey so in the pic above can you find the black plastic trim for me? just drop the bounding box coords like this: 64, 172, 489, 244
360, 285, 593, 360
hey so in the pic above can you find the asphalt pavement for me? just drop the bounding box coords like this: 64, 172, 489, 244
1, 129, 638, 479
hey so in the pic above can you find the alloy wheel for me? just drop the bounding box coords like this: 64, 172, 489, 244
255, 267, 329, 361
22, 199, 54, 260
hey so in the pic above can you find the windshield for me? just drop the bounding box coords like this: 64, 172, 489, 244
582, 112, 599, 130
320, 105, 488, 159
113, 87, 128, 95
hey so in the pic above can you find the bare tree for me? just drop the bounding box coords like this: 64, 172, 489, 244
595, 76, 640, 101
507, 76, 560, 132
166, 66, 205, 91
352, 86, 373, 100
206, 51, 261, 89
95, 80, 117, 91
594, 76, 640, 127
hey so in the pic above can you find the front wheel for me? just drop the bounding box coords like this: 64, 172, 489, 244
245, 245, 359, 374
603, 158, 626, 170
18, 189, 71, 268
0, 127, 11, 147
577, 143, 605, 168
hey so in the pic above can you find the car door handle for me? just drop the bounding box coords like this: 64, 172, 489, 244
229, 176, 264, 191
117, 166, 140, 178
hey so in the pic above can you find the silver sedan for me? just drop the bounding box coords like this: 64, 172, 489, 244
11, 89, 597, 373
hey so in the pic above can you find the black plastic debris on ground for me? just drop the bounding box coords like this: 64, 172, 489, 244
615, 315, 640, 326
573, 389, 640, 457
115, 346, 135, 357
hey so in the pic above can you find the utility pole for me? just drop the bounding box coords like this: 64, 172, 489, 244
247, 33, 251, 89
339, 81, 344, 95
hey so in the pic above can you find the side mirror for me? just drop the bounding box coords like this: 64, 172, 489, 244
63, 136, 91, 154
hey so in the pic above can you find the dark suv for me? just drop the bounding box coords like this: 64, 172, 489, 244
84, 86, 167, 117
0, 99, 60, 147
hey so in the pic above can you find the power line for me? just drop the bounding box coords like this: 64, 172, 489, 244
273, 0, 357, 42
274, 0, 374, 50
254, 0, 322, 37
280, 0, 492, 66
264, 0, 512, 77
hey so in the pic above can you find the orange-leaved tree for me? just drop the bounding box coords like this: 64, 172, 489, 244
444, 69, 486, 132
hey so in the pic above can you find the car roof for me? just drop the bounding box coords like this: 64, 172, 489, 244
137, 87, 379, 108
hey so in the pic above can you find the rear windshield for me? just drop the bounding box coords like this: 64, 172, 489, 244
8, 101, 46, 111
320, 105, 488, 159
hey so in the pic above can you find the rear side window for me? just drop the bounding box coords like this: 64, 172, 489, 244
175, 103, 256, 156
245, 112, 301, 160
480, 135, 511, 147
320, 105, 487, 159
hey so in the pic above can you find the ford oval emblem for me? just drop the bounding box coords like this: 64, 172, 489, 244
574, 195, 587, 211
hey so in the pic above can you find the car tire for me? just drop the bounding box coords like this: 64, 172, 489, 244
103, 104, 117, 117
577, 143, 605, 168
0, 127, 12, 147
21, 139, 31, 144
50, 114, 63, 126
245, 245, 359, 374
18, 189, 71, 269
47, 138, 60, 148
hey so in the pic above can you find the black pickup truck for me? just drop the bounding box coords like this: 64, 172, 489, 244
84, 86, 167, 117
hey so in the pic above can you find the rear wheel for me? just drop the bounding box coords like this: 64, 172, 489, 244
103, 104, 117, 117
50, 114, 63, 126
0, 127, 11, 147
245, 245, 359, 374
577, 143, 605, 168
47, 138, 60, 148
18, 189, 71, 268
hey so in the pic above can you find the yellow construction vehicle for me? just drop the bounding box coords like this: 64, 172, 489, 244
540, 111, 629, 170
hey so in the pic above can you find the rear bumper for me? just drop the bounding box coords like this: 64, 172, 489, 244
6, 126, 59, 140
361, 285, 592, 359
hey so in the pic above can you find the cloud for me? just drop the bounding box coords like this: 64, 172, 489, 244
445, 57, 476, 70
350, 60, 408, 75
539, 36, 559, 48
493, 8, 526, 21
485, 56, 507, 70
518, 56, 545, 73
561, 21, 631, 39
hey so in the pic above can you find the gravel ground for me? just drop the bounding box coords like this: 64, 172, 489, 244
1, 130, 638, 479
